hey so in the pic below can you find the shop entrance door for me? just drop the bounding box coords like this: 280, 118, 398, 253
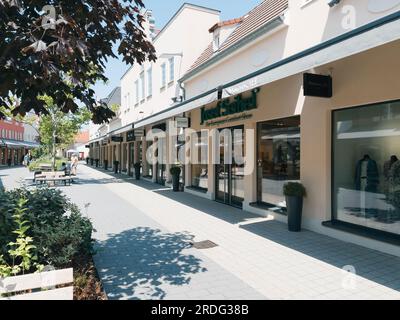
215, 126, 245, 208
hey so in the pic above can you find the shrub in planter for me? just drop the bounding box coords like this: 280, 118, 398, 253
133, 163, 141, 180
283, 182, 307, 232
113, 161, 120, 174
170, 166, 181, 192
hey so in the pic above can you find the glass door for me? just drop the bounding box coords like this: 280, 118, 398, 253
215, 126, 244, 208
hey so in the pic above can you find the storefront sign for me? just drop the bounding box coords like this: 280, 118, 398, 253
127, 130, 135, 142
111, 136, 123, 143
134, 129, 145, 137
176, 117, 189, 128
200, 88, 260, 125
303, 73, 332, 98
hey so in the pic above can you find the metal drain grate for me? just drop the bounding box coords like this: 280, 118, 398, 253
191, 240, 218, 249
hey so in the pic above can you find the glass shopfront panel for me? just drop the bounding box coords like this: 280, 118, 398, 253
215, 126, 245, 208
191, 131, 208, 191
146, 140, 153, 178
257, 117, 300, 207
333, 101, 400, 235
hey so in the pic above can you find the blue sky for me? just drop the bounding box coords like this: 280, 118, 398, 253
92, 0, 261, 100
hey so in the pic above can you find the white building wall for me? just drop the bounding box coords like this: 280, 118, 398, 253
23, 123, 39, 143
120, 4, 220, 127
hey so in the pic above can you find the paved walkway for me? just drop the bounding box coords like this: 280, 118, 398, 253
2, 165, 400, 300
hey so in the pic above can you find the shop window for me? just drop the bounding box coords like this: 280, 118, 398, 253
257, 116, 301, 208
191, 131, 209, 191
332, 100, 400, 235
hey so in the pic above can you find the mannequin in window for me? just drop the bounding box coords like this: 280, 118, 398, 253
383, 155, 398, 194
355, 154, 379, 193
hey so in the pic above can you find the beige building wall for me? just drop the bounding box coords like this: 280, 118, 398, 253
186, 40, 400, 256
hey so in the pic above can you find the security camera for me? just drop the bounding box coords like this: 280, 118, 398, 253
328, 0, 341, 7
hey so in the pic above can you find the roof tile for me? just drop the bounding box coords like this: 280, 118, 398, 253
186, 0, 288, 77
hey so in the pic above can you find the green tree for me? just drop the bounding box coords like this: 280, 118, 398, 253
0, 0, 156, 123
38, 95, 91, 170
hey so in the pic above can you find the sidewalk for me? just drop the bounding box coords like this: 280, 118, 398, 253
71, 165, 400, 300
2, 165, 400, 299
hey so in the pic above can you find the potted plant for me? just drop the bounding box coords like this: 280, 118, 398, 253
113, 160, 119, 174
170, 166, 181, 192
133, 162, 141, 180
283, 182, 307, 232
104, 159, 108, 170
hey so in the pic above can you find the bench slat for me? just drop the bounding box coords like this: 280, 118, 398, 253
1, 286, 73, 300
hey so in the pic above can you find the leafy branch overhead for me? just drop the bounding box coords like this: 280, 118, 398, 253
0, 0, 157, 124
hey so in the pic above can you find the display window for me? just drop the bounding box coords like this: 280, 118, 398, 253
257, 116, 301, 208
332, 100, 400, 235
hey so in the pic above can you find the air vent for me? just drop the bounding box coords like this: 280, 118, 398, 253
191, 240, 218, 249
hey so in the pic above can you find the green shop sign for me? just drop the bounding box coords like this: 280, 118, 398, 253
200, 88, 260, 125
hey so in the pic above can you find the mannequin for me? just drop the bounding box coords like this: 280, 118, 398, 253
355, 154, 379, 218
355, 154, 379, 192
383, 155, 398, 194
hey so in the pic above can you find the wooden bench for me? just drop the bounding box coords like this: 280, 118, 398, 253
35, 171, 73, 186
0, 268, 73, 300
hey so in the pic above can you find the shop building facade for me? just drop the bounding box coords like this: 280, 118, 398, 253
88, 0, 400, 255
0, 119, 40, 166
133, 0, 400, 255
89, 4, 221, 181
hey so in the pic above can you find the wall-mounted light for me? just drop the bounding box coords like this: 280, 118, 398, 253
328, 0, 341, 7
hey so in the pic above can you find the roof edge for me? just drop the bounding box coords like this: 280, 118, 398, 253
180, 15, 285, 83
121, 3, 220, 81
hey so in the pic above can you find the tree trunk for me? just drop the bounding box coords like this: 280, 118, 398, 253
51, 116, 56, 171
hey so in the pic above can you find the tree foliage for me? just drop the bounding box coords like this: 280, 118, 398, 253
0, 0, 156, 124
37, 95, 90, 160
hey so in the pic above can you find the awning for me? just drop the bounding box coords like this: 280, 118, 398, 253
0, 139, 40, 148
133, 11, 400, 129
134, 91, 218, 129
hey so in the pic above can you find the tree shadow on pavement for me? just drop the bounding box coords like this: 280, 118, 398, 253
94, 227, 207, 300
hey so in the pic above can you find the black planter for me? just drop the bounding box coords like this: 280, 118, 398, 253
171, 174, 180, 192
104, 160, 108, 170
95, 159, 99, 167
286, 196, 303, 232
114, 162, 119, 174
134, 166, 141, 180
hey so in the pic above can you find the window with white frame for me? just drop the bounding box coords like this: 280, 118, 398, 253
161, 63, 166, 88
168, 57, 175, 83
135, 80, 139, 105
140, 71, 145, 101
147, 67, 152, 97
